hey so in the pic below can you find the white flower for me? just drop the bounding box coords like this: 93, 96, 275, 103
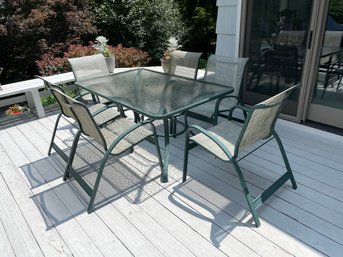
167, 37, 181, 51
95, 36, 108, 45
163, 37, 181, 60
93, 35, 112, 57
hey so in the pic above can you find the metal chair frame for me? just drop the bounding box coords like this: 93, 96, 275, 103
187, 55, 249, 125
36, 76, 122, 161
50, 88, 163, 213
183, 85, 299, 227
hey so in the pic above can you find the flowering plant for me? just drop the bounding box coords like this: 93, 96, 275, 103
5, 104, 29, 116
162, 37, 181, 60
93, 36, 112, 57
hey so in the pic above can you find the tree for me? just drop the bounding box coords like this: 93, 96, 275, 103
175, 0, 217, 54
91, 0, 186, 62
0, 0, 97, 82
329, 0, 343, 24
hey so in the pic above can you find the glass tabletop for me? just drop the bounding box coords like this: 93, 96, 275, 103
75, 68, 234, 119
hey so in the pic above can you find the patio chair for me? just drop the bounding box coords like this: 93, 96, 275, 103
68, 54, 110, 103
168, 50, 202, 79
36, 76, 122, 160
164, 50, 202, 135
186, 55, 249, 125
49, 88, 163, 213
183, 85, 299, 227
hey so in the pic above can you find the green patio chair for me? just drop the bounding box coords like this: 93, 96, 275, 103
166, 50, 202, 135
68, 54, 110, 103
187, 55, 249, 125
49, 88, 163, 213
168, 50, 203, 79
36, 76, 122, 160
183, 85, 299, 227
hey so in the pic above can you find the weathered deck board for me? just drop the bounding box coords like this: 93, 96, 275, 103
0, 112, 343, 257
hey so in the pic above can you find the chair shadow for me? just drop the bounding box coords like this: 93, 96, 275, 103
21, 140, 162, 230
169, 178, 255, 247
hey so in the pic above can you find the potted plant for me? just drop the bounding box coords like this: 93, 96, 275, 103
93, 36, 115, 73
4, 104, 29, 116
161, 37, 181, 73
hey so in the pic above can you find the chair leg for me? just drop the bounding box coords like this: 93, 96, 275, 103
182, 129, 191, 182
273, 132, 297, 189
87, 151, 112, 213
48, 113, 62, 155
63, 131, 81, 181
231, 159, 261, 227
336, 75, 343, 92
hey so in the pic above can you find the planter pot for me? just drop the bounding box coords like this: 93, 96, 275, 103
105, 56, 116, 73
161, 59, 170, 73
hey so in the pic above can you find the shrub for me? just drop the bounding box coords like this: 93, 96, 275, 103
92, 0, 185, 62
111, 44, 150, 67
36, 43, 150, 76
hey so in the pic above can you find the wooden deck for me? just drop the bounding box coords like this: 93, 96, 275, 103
0, 111, 343, 257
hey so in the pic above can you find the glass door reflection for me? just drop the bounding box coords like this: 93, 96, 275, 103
243, 0, 313, 117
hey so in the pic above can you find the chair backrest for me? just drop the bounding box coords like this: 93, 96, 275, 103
69, 102, 107, 149
276, 30, 306, 48
49, 87, 107, 148
168, 50, 202, 79
235, 85, 299, 155
68, 54, 109, 81
204, 55, 249, 97
36, 75, 75, 118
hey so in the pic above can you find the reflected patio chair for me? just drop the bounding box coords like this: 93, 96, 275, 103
183, 85, 299, 227
263, 45, 299, 93
168, 50, 202, 79
187, 55, 249, 125
49, 88, 163, 213
36, 76, 122, 160
318, 54, 342, 98
68, 54, 110, 103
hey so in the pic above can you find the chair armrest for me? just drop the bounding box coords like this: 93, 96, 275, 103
188, 125, 233, 159
228, 104, 250, 121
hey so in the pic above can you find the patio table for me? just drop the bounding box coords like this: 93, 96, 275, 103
75, 68, 234, 182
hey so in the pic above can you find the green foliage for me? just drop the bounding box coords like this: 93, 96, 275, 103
0, 0, 97, 83
91, 0, 186, 62
41, 95, 56, 107
36, 43, 150, 76
175, 0, 217, 54
329, 0, 343, 24
41, 89, 77, 107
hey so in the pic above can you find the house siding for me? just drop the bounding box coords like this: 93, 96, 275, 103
216, 0, 241, 57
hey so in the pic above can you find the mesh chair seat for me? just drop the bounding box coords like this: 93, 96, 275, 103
191, 120, 242, 161
92, 106, 122, 125
100, 118, 153, 155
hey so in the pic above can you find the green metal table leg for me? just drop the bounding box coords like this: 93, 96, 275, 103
161, 118, 170, 183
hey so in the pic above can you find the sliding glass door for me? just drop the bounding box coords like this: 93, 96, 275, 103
241, 0, 314, 121
306, 0, 343, 128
